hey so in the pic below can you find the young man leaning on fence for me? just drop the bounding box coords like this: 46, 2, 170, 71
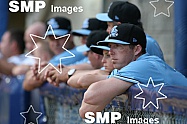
79, 23, 187, 118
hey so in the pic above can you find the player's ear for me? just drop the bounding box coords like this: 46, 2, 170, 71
117, 22, 121, 25
94, 53, 101, 60
134, 44, 142, 56
69, 34, 73, 42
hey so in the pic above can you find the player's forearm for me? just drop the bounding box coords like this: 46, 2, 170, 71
79, 88, 108, 119
77, 74, 108, 89
67, 70, 100, 88
12, 65, 30, 76
67, 74, 83, 88
23, 70, 44, 91
0, 59, 15, 75
79, 78, 133, 118
69, 63, 94, 70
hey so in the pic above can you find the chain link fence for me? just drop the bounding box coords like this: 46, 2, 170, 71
42, 90, 187, 124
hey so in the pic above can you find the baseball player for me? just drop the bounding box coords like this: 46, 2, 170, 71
96, 1, 165, 60
79, 23, 187, 118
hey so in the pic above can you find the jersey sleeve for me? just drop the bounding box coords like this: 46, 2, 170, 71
110, 60, 163, 85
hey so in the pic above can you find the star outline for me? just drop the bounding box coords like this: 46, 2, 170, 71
25, 25, 75, 74
134, 77, 167, 109
149, 0, 174, 17
20, 105, 42, 124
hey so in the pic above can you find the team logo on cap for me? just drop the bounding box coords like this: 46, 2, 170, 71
115, 15, 119, 20
47, 18, 59, 29
110, 26, 118, 37
133, 38, 137, 43
82, 18, 89, 29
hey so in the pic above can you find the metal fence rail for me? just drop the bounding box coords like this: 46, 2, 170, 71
43, 97, 85, 124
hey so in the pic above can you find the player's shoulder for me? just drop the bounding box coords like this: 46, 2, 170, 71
146, 34, 157, 43
121, 54, 162, 72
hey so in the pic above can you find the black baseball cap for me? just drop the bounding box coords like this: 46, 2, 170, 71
90, 45, 110, 55
96, 1, 141, 25
46, 16, 71, 36
98, 23, 146, 51
76, 30, 108, 53
72, 18, 107, 36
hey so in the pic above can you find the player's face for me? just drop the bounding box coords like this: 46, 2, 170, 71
108, 43, 135, 70
48, 35, 67, 55
24, 31, 35, 52
87, 50, 103, 69
80, 35, 87, 44
102, 50, 114, 72
107, 22, 118, 34
0, 31, 13, 58
33, 43, 44, 61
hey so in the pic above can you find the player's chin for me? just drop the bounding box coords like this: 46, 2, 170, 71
113, 64, 121, 70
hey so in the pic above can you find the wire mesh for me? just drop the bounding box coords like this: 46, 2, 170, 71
44, 97, 86, 124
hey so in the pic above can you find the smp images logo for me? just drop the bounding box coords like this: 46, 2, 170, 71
85, 112, 121, 124
9, 0, 46, 12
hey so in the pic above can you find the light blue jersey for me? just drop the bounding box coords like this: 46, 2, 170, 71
146, 34, 164, 61
109, 53, 187, 86
49, 47, 86, 66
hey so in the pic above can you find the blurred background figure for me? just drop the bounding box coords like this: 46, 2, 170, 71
11, 21, 47, 75
24, 22, 46, 52
46, 16, 85, 66
0, 29, 25, 75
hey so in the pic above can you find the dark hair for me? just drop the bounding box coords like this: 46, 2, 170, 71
9, 29, 25, 54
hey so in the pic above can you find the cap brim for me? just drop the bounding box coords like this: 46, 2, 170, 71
72, 29, 91, 36
47, 29, 69, 36
90, 45, 110, 55
97, 39, 130, 46
96, 13, 113, 22
76, 44, 90, 52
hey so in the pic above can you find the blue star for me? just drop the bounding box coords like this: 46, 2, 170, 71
20, 105, 42, 124
134, 77, 167, 109
150, 0, 174, 17
25, 25, 75, 74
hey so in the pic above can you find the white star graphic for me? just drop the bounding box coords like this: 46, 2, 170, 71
150, 0, 174, 17
25, 25, 75, 74
20, 105, 42, 124
134, 77, 167, 109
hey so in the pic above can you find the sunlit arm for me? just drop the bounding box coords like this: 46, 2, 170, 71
79, 77, 133, 118
67, 70, 108, 89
